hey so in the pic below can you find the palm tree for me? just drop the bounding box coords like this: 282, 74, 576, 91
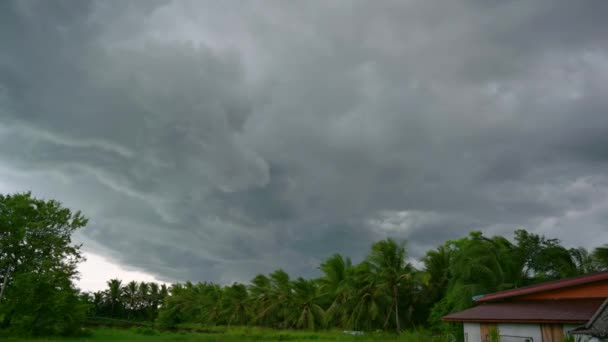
138, 282, 150, 319
570, 247, 599, 275
348, 261, 387, 331
319, 254, 354, 328
291, 278, 325, 330
249, 274, 273, 326
193, 282, 222, 325
593, 245, 608, 270
148, 282, 160, 320
92, 291, 104, 316
124, 281, 139, 319
366, 238, 413, 333
268, 270, 293, 328
106, 279, 123, 318
222, 283, 249, 326
448, 233, 515, 311
422, 245, 451, 302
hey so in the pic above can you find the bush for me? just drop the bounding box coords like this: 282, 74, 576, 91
0, 272, 89, 336
133, 327, 160, 336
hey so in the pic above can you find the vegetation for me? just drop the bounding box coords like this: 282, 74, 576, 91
2, 191, 608, 340
3, 326, 451, 341
0, 193, 89, 336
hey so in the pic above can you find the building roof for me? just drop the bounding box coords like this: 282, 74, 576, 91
475, 271, 608, 303
571, 299, 608, 338
442, 299, 605, 324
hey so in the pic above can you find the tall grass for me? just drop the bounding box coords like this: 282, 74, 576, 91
4, 327, 453, 341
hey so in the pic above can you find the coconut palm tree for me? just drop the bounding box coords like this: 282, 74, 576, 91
124, 281, 139, 319
570, 247, 599, 275
593, 245, 608, 270
106, 279, 123, 318
148, 282, 160, 320
422, 245, 452, 302
319, 253, 354, 328
291, 278, 325, 330
269, 270, 293, 328
249, 274, 274, 325
222, 283, 249, 326
138, 282, 150, 319
348, 261, 387, 331
366, 238, 413, 333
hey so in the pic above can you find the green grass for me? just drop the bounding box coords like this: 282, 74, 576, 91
3, 327, 451, 341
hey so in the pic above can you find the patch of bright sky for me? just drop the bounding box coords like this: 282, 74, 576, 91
77, 252, 167, 292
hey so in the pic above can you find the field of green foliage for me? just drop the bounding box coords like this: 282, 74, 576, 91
4, 327, 452, 341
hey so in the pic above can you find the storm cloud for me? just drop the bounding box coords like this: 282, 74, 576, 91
2, 0, 608, 284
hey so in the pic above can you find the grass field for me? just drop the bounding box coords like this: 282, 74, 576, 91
3, 327, 452, 341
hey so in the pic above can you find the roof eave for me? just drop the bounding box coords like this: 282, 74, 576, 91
442, 318, 589, 324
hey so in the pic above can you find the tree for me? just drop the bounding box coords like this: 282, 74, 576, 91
593, 245, 608, 270
366, 238, 413, 333
569, 247, 599, 275
221, 283, 249, 326
348, 261, 387, 331
124, 281, 139, 319
106, 279, 123, 318
249, 274, 274, 325
422, 245, 452, 303
0, 192, 88, 336
514, 229, 578, 282
291, 278, 325, 330
319, 254, 354, 328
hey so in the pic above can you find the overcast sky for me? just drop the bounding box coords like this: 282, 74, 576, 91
2, 0, 608, 290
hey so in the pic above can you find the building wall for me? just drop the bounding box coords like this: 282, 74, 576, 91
463, 323, 603, 342
464, 322, 481, 342
464, 323, 541, 342
497, 323, 541, 341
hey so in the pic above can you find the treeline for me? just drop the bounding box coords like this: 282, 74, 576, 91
83, 279, 169, 322
3, 192, 608, 338
84, 230, 608, 336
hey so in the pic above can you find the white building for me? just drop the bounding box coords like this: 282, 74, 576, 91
443, 271, 608, 342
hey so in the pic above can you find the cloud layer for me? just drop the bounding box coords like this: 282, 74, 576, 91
2, 0, 608, 284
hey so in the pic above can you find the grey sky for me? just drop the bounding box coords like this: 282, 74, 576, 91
1, 0, 608, 286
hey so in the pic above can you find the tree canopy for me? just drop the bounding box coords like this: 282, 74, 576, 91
0, 192, 88, 336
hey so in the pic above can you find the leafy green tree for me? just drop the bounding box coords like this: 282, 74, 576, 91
514, 229, 578, 282
0, 192, 88, 336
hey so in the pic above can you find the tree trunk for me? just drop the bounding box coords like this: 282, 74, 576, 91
394, 285, 401, 334
0, 266, 11, 302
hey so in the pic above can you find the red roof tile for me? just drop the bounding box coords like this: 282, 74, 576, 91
475, 271, 608, 302
442, 299, 605, 323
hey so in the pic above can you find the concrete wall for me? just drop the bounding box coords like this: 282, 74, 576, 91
464, 322, 481, 342
497, 323, 541, 341
463, 322, 603, 342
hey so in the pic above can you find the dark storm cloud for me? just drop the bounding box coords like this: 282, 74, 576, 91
2, 0, 608, 283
